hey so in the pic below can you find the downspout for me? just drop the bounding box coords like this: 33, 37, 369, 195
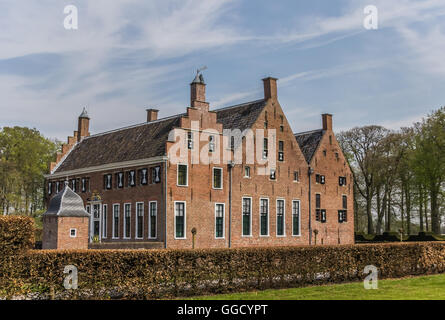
228, 161, 234, 248
308, 166, 313, 245
164, 159, 168, 249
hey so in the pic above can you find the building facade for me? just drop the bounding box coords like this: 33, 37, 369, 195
44, 75, 354, 249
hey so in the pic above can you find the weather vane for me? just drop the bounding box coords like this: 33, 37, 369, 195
197, 65, 207, 75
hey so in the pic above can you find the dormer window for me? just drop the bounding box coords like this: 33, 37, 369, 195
140, 168, 148, 185
117, 172, 124, 188
128, 170, 136, 187
209, 135, 215, 153
104, 174, 112, 190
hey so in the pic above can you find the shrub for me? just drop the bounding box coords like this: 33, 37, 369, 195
0, 216, 34, 256
1, 242, 445, 299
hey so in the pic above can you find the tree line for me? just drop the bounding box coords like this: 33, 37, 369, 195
0, 127, 58, 216
338, 107, 445, 235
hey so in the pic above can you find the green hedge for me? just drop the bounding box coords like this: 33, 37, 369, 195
0, 216, 34, 256
2, 242, 445, 299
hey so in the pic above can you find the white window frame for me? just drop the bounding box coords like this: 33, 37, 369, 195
112, 204, 120, 239
174, 201, 187, 240
259, 197, 270, 237
86, 205, 90, 214
292, 200, 301, 237
212, 167, 223, 190
123, 203, 131, 239
242, 196, 253, 237
177, 164, 188, 187
149, 201, 158, 239
102, 204, 108, 239
70, 228, 77, 238
214, 203, 225, 239
135, 202, 144, 239
276, 198, 286, 237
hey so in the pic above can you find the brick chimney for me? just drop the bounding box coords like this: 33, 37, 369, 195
77, 107, 90, 142
322, 114, 333, 131
262, 77, 278, 100
146, 109, 159, 122
190, 73, 209, 112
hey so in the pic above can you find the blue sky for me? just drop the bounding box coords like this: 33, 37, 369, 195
1, 0, 445, 140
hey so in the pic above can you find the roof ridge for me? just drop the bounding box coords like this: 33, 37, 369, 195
294, 129, 323, 136
213, 99, 265, 112
85, 113, 185, 139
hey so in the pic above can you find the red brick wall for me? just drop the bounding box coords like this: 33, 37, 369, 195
309, 129, 355, 245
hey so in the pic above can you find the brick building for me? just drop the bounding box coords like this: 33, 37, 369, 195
44, 74, 354, 249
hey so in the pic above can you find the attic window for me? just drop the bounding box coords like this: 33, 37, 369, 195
278, 141, 284, 162
128, 170, 136, 187
70, 179, 77, 192
293, 171, 299, 182
104, 174, 112, 190
81, 178, 88, 193
117, 172, 124, 188
140, 168, 148, 185
270, 169, 276, 180
56, 181, 61, 193
209, 135, 215, 153
152, 166, 161, 184
263, 138, 268, 159
187, 131, 193, 150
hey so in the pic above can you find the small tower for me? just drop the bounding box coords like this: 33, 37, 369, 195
77, 107, 90, 142
42, 185, 90, 250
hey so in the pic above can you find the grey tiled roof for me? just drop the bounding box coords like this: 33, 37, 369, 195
44, 186, 90, 217
294, 129, 325, 163
54, 100, 267, 173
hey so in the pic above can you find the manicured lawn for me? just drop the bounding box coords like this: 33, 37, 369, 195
188, 273, 445, 300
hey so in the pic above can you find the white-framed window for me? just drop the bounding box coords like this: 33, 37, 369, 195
276, 199, 285, 237
86, 205, 90, 214
174, 201, 186, 239
177, 164, 188, 186
215, 203, 225, 239
70, 179, 77, 192
81, 178, 88, 192
70, 228, 77, 238
244, 166, 251, 178
102, 204, 108, 238
213, 167, 223, 189
136, 202, 144, 239
124, 203, 131, 239
293, 171, 299, 182
292, 200, 301, 236
56, 181, 61, 193
112, 204, 120, 239
242, 197, 252, 236
260, 198, 269, 237
149, 201, 157, 239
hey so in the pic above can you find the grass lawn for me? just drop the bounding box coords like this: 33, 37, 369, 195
188, 273, 445, 300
